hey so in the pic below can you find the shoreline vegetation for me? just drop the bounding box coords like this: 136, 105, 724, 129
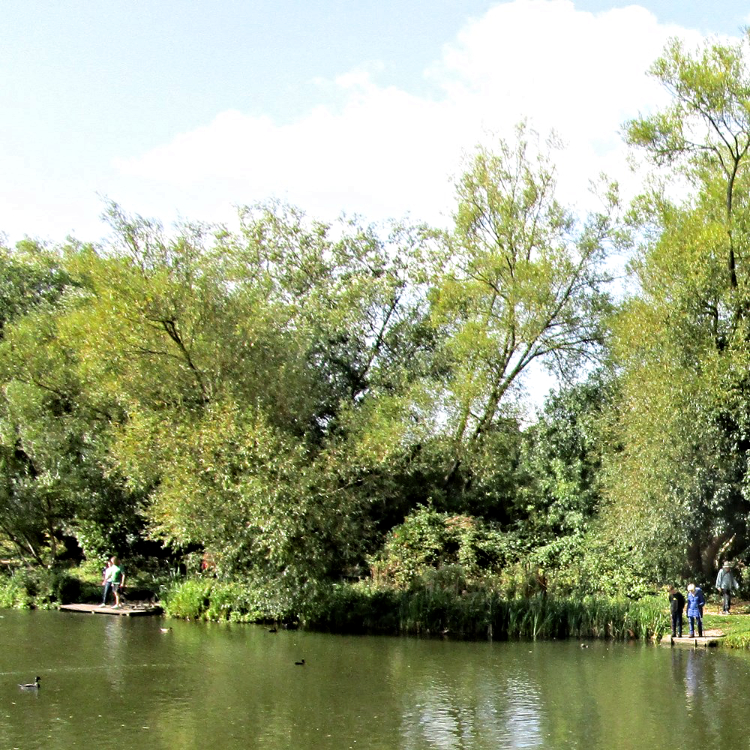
2, 563, 749, 648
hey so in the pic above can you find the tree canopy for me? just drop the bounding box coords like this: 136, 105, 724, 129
6, 35, 750, 595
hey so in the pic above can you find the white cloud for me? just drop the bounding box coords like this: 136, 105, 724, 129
111, 1, 707, 230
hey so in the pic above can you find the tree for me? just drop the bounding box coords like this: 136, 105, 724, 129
608, 34, 750, 578
606, 180, 750, 579
0, 239, 73, 338
52, 202, 439, 580
519, 371, 611, 547
427, 125, 617, 509
0, 240, 143, 563
625, 33, 750, 315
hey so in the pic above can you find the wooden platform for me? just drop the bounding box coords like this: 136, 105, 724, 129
59, 603, 162, 617
659, 633, 724, 648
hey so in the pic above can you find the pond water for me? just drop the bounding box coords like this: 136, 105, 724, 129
2, 609, 749, 749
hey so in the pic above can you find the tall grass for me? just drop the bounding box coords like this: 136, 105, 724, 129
303, 582, 669, 641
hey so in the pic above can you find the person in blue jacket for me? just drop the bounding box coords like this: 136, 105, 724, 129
686, 583, 704, 637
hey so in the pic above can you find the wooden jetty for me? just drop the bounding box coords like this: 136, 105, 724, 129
59, 603, 162, 617
659, 631, 724, 648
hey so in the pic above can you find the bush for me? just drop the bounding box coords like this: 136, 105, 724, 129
370, 506, 517, 587
0, 572, 31, 608
162, 576, 297, 622
0, 567, 81, 609
162, 578, 212, 619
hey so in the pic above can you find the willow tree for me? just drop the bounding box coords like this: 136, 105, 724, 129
56, 202, 437, 582
609, 34, 750, 579
428, 125, 617, 512
0, 239, 143, 563
625, 33, 750, 324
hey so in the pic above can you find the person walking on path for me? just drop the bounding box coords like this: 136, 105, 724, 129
668, 586, 685, 638
99, 556, 126, 608
686, 583, 704, 637
715, 561, 739, 614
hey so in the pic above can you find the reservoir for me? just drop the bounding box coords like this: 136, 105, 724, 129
2, 609, 746, 749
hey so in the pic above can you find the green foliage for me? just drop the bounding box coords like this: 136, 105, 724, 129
0, 239, 147, 565
302, 577, 667, 641
370, 506, 517, 587
518, 371, 612, 549
203, 580, 293, 623
428, 123, 617, 505
162, 576, 297, 623
611, 33, 750, 581
0, 240, 75, 338
0, 571, 31, 608
0, 567, 81, 609
300, 581, 401, 633
546, 534, 658, 599
162, 578, 212, 620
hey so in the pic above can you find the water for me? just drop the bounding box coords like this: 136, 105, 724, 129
2, 609, 749, 749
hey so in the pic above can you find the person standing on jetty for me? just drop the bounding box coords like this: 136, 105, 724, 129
715, 561, 739, 614
99, 556, 126, 608
686, 583, 704, 637
668, 586, 685, 638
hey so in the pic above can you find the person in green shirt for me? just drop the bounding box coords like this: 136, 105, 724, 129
99, 556, 126, 608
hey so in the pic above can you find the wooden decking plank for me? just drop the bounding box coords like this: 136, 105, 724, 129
59, 602, 162, 617
659, 633, 724, 647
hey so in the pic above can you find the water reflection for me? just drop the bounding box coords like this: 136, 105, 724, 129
399, 648, 544, 748
102, 615, 127, 692
501, 678, 543, 748
669, 645, 746, 745
684, 649, 702, 708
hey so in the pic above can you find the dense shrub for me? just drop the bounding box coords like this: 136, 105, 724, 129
0, 567, 81, 608
0, 572, 31, 608
370, 506, 518, 587
162, 576, 298, 622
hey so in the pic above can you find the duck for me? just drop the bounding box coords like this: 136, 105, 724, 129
294, 659, 306, 666
159, 627, 172, 633
267, 627, 278, 633
19, 676, 41, 690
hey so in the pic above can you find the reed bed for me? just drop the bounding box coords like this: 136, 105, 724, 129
151, 573, 671, 642
303, 583, 669, 641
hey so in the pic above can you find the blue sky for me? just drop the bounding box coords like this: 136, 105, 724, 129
2, 0, 749, 244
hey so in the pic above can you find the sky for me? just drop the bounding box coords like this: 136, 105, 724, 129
2, 0, 749, 245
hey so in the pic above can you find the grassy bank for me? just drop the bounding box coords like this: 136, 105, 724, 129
0, 561, 160, 610
703, 605, 750, 649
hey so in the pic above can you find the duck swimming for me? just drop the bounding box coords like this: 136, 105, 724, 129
294, 659, 305, 666
19, 676, 41, 690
